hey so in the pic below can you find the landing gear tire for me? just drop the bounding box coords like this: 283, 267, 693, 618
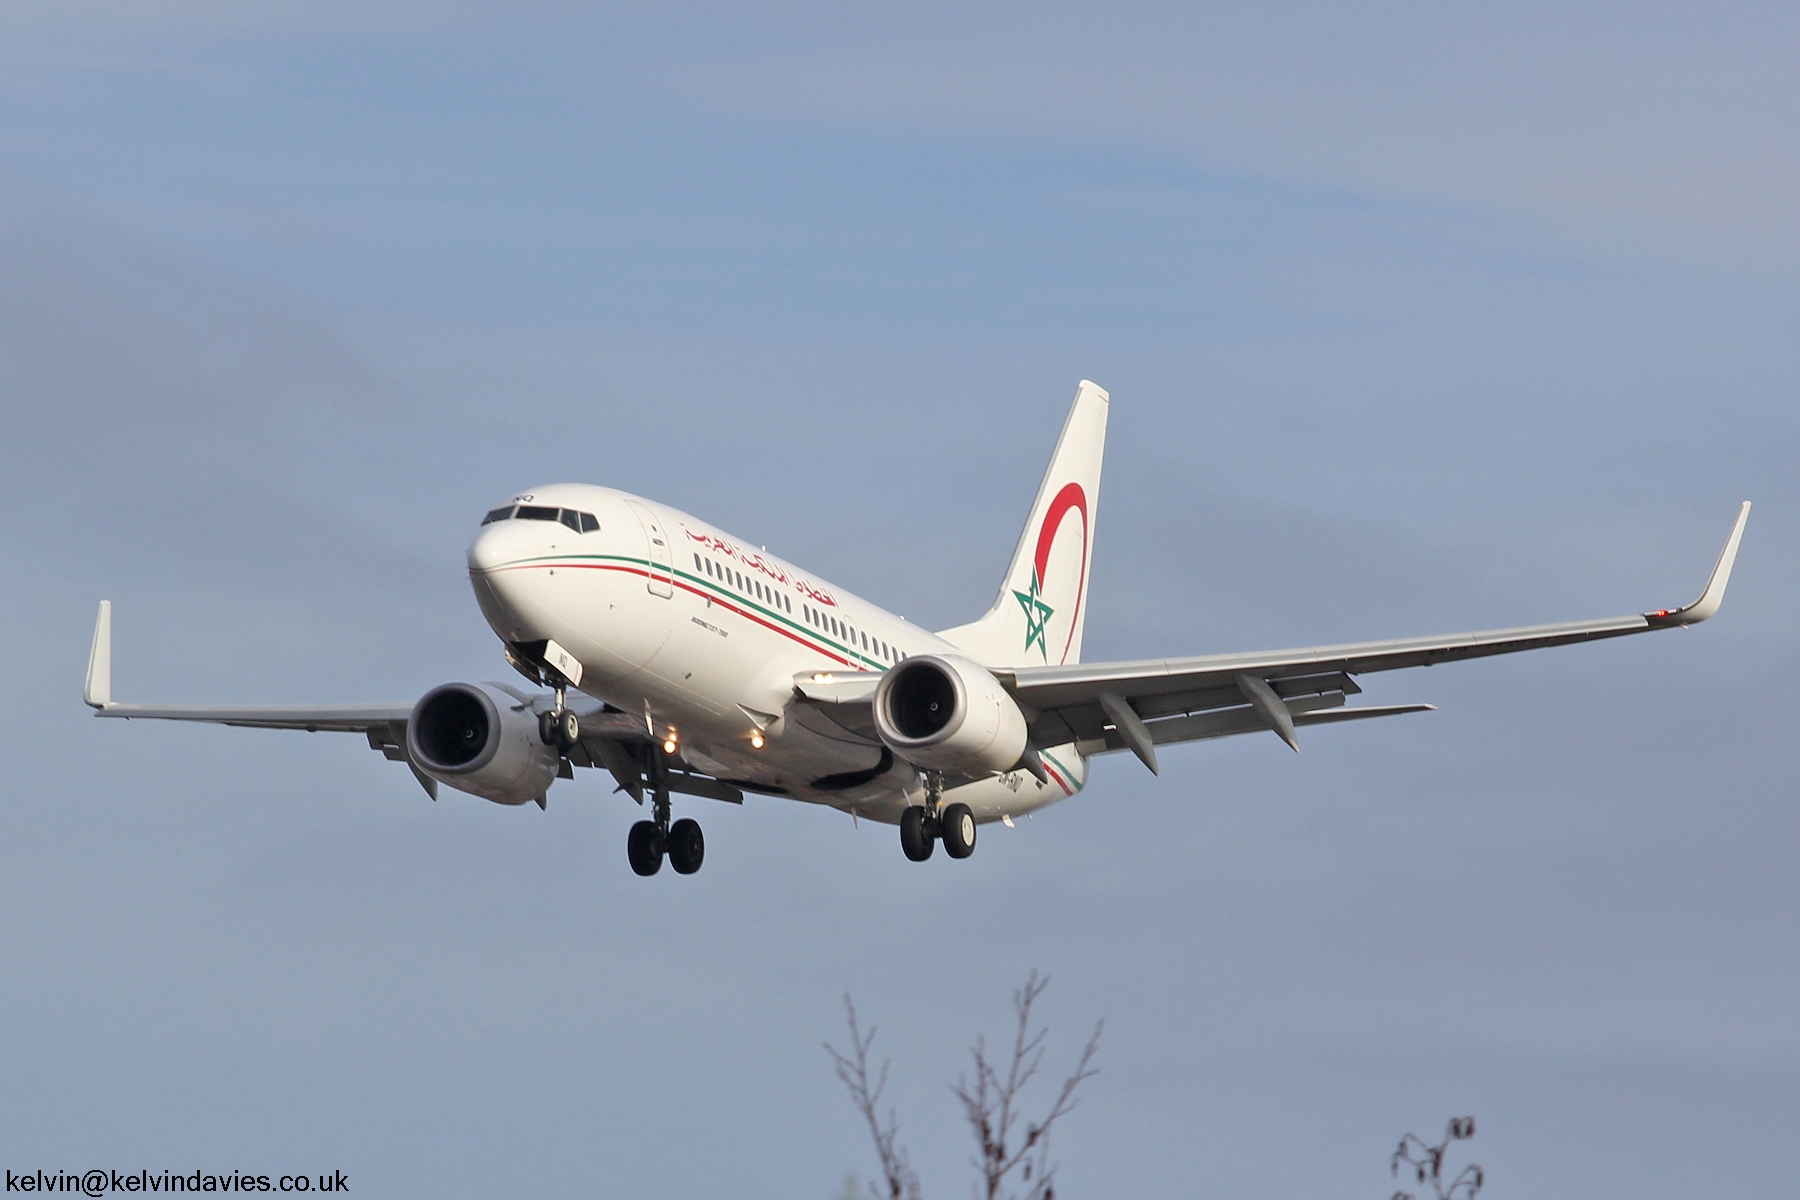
667, 818, 705, 874
539, 708, 581, 748
900, 805, 935, 862
940, 802, 977, 859
627, 820, 665, 876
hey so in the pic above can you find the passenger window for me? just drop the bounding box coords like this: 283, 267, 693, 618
481, 506, 514, 524
560, 510, 582, 532
517, 506, 559, 522
861, 632, 869, 651
579, 512, 599, 533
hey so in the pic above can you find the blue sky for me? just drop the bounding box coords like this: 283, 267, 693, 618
2, 5, 1796, 1197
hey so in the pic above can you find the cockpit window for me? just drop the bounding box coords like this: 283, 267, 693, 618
482, 504, 597, 531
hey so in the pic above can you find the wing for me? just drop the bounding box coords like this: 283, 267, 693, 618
83, 600, 748, 805
795, 504, 1748, 773
1007, 503, 1750, 770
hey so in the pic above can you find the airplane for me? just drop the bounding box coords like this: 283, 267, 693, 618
82, 382, 1751, 876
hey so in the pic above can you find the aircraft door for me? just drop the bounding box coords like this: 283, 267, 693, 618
626, 500, 676, 597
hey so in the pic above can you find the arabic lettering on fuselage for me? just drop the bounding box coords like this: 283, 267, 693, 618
681, 525, 838, 607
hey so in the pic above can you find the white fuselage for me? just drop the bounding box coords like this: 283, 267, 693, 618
467, 484, 1085, 823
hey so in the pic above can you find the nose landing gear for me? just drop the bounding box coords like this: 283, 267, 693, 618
538, 680, 582, 749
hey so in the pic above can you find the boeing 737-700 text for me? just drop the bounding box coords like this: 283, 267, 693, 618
83, 382, 1751, 875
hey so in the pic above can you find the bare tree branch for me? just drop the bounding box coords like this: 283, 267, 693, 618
949, 971, 1103, 1200
1392, 1116, 1484, 1200
825, 995, 921, 1200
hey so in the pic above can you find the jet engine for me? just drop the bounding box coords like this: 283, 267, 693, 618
872, 654, 1029, 776
406, 682, 561, 806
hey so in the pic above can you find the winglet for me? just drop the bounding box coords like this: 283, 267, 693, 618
1648, 501, 1751, 626
84, 600, 112, 709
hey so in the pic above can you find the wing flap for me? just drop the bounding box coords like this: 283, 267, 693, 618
1079, 700, 1435, 756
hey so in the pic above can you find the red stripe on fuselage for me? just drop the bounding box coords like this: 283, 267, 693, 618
476, 561, 859, 668
1040, 759, 1074, 795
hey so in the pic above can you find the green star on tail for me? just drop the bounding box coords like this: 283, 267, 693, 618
1012, 573, 1056, 661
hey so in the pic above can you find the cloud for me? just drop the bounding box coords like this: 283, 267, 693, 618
6, 2, 1799, 253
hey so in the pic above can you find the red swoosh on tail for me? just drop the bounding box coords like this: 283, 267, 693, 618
1032, 482, 1088, 665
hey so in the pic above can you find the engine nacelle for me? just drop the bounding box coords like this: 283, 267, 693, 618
872, 654, 1029, 777
406, 682, 561, 806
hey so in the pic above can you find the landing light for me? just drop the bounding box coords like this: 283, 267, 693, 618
750, 731, 765, 749
811, 672, 834, 684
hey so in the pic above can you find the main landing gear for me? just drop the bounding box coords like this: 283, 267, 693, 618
629, 816, 705, 876
531, 674, 707, 879
627, 742, 705, 876
900, 772, 977, 862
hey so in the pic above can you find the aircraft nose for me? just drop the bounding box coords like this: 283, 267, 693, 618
467, 522, 521, 573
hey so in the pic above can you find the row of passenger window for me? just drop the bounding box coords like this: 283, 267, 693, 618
694, 554, 794, 615
690, 549, 904, 665
482, 505, 601, 533
803, 603, 904, 664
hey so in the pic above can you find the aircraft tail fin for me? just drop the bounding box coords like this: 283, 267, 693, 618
937, 381, 1108, 668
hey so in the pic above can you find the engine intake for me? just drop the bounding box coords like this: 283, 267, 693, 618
407, 682, 561, 806
873, 654, 1029, 777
